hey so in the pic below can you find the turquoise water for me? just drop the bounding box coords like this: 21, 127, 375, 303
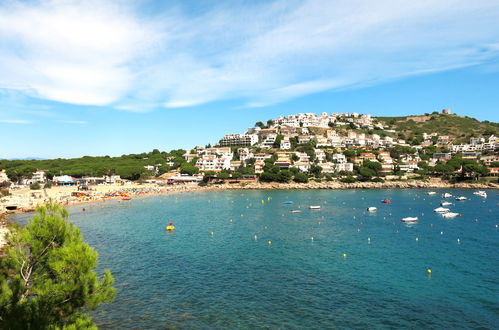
12, 189, 499, 328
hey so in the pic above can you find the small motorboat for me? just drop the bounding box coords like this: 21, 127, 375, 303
442, 193, 452, 198
427, 192, 437, 195
455, 196, 468, 201
401, 217, 419, 223
309, 205, 321, 210
440, 201, 453, 206
473, 191, 487, 198
441, 212, 460, 218
367, 207, 377, 212
291, 210, 301, 213
282, 201, 294, 204
122, 197, 132, 201
381, 200, 391, 204
434, 207, 450, 213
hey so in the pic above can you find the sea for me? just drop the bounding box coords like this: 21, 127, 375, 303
11, 189, 499, 329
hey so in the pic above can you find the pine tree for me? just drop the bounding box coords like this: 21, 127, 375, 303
0, 202, 115, 329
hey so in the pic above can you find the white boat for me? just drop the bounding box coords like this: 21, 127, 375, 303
455, 196, 468, 201
434, 207, 450, 213
309, 205, 321, 210
291, 210, 301, 213
427, 192, 437, 195
441, 212, 460, 218
442, 193, 452, 198
401, 217, 419, 223
473, 191, 487, 198
440, 201, 453, 206
367, 207, 377, 212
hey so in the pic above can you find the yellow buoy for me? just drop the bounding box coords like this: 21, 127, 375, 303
342, 253, 347, 258
427, 269, 432, 274
229, 219, 233, 223
261, 200, 264, 204
267, 241, 272, 245
210, 232, 214, 236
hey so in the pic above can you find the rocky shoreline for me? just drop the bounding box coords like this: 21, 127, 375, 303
221, 180, 499, 190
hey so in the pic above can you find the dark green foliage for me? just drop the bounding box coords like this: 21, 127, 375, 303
293, 172, 309, 183
179, 163, 199, 176
0, 202, 115, 329
309, 165, 322, 177
0, 149, 184, 181
340, 175, 357, 183
29, 183, 41, 190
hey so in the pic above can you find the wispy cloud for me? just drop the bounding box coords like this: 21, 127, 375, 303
0, 119, 33, 124
60, 120, 88, 125
1, 0, 499, 111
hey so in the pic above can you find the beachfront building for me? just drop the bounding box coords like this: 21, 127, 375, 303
334, 162, 354, 173
167, 175, 203, 184
0, 170, 9, 183
292, 161, 311, 172
53, 175, 78, 186
318, 162, 334, 173
31, 169, 47, 183
254, 160, 265, 174
195, 156, 232, 172
219, 133, 259, 147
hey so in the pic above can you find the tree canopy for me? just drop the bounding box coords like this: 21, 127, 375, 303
0, 202, 115, 329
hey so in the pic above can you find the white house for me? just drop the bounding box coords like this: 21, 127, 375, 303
31, 170, 47, 183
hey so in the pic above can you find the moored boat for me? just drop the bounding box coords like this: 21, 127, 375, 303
291, 210, 301, 213
441, 212, 460, 218
440, 201, 453, 206
367, 207, 377, 212
309, 205, 321, 210
442, 193, 452, 198
282, 201, 294, 204
401, 217, 419, 223
427, 191, 437, 195
434, 207, 450, 213
381, 200, 391, 204
455, 196, 468, 201
473, 191, 487, 198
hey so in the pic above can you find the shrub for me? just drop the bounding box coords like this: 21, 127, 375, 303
340, 175, 357, 183
29, 182, 41, 190
293, 173, 309, 183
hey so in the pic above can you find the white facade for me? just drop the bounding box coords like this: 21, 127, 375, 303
332, 153, 347, 163
196, 156, 232, 172
0, 170, 9, 182
219, 134, 258, 146
280, 137, 291, 150
335, 163, 354, 172
261, 134, 277, 148
31, 170, 47, 183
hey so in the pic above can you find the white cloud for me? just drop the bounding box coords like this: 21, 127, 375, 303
60, 120, 88, 125
0, 119, 32, 124
1, 0, 499, 110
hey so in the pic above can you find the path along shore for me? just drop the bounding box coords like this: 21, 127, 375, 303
1, 179, 497, 249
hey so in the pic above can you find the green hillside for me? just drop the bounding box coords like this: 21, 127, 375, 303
376, 113, 499, 143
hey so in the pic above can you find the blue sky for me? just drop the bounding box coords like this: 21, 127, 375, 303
1, 0, 499, 159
